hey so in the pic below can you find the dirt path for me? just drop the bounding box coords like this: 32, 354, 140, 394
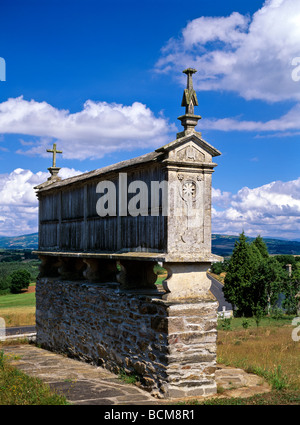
25, 284, 36, 294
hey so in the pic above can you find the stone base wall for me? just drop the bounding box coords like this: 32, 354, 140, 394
36, 278, 218, 398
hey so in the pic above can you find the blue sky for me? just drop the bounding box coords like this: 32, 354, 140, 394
0, 0, 299, 239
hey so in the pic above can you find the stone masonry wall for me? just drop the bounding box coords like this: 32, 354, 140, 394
36, 278, 218, 398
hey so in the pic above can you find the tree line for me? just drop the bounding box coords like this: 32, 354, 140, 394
0, 256, 39, 295
0, 269, 31, 294
211, 232, 300, 317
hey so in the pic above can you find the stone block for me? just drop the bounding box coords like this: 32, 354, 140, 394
168, 330, 216, 345
165, 386, 188, 398
133, 361, 147, 375
151, 317, 168, 333
168, 317, 186, 333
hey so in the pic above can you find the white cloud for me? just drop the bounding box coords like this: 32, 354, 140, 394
155, 0, 300, 136
0, 97, 175, 160
200, 102, 300, 132
156, 0, 300, 103
0, 167, 83, 236
182, 12, 249, 48
1, 169, 299, 240
212, 177, 300, 239
212, 187, 232, 208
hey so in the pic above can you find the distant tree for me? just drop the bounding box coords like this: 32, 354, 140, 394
24, 250, 37, 260
250, 242, 263, 263
252, 235, 269, 259
223, 233, 286, 317
10, 269, 31, 294
223, 232, 258, 316
281, 266, 300, 314
274, 255, 296, 268
1, 254, 20, 262
211, 262, 224, 274
0, 275, 10, 294
250, 257, 286, 314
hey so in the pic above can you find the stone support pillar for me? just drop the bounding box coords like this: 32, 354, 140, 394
162, 262, 213, 301
165, 298, 218, 397
160, 261, 218, 397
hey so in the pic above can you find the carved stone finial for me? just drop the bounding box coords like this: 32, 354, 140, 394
46, 143, 62, 181
181, 68, 198, 115
177, 68, 201, 138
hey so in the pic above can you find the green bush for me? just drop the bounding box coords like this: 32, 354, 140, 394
0, 259, 39, 294
219, 317, 232, 330
242, 319, 249, 329
0, 276, 11, 295
9, 270, 31, 294
271, 307, 284, 320
223, 233, 287, 317
211, 262, 224, 274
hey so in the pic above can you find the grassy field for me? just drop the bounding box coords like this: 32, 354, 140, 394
217, 315, 295, 330
0, 350, 68, 405
217, 324, 300, 390
193, 316, 300, 405
0, 285, 36, 327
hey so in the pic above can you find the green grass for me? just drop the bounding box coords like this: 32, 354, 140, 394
180, 390, 300, 405
0, 291, 36, 310
0, 284, 36, 327
118, 368, 141, 385
154, 264, 167, 285
0, 350, 68, 405
246, 365, 289, 391
217, 315, 295, 331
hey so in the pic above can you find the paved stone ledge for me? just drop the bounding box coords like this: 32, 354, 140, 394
2, 344, 271, 405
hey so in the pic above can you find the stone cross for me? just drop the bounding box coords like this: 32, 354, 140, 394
47, 143, 62, 168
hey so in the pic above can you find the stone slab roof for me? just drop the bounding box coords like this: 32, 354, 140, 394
35, 150, 162, 192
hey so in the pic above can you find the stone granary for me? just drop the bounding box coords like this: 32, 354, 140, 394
34, 69, 222, 398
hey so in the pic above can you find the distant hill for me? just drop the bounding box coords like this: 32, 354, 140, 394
212, 234, 300, 257
0, 233, 38, 249
0, 232, 300, 256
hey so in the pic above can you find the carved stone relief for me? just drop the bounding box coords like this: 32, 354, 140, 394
175, 143, 205, 163
175, 173, 204, 247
